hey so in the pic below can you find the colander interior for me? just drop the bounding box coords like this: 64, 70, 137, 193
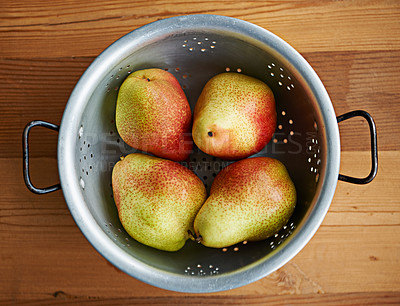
69, 20, 327, 282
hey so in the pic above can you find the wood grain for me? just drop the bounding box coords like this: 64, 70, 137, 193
1, 152, 399, 302
2, 292, 400, 305
1, 0, 399, 304
1, 51, 399, 158
1, 0, 399, 58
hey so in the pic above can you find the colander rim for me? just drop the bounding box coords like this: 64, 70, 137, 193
57, 14, 340, 293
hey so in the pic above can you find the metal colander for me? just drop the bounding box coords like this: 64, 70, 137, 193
23, 15, 377, 293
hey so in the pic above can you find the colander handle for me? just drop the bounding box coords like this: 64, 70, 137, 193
23, 120, 61, 194
337, 110, 378, 184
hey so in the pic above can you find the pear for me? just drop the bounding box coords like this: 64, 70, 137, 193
116, 68, 192, 162
112, 153, 207, 251
194, 157, 296, 248
192, 72, 276, 160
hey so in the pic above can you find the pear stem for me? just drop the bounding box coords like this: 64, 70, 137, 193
195, 235, 203, 244
187, 230, 202, 243
187, 230, 195, 239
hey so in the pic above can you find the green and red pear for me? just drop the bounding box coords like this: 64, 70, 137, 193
116, 68, 192, 162
194, 157, 296, 248
192, 72, 276, 160
112, 153, 207, 252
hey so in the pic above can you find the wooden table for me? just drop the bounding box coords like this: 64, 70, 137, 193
1, 1, 399, 304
